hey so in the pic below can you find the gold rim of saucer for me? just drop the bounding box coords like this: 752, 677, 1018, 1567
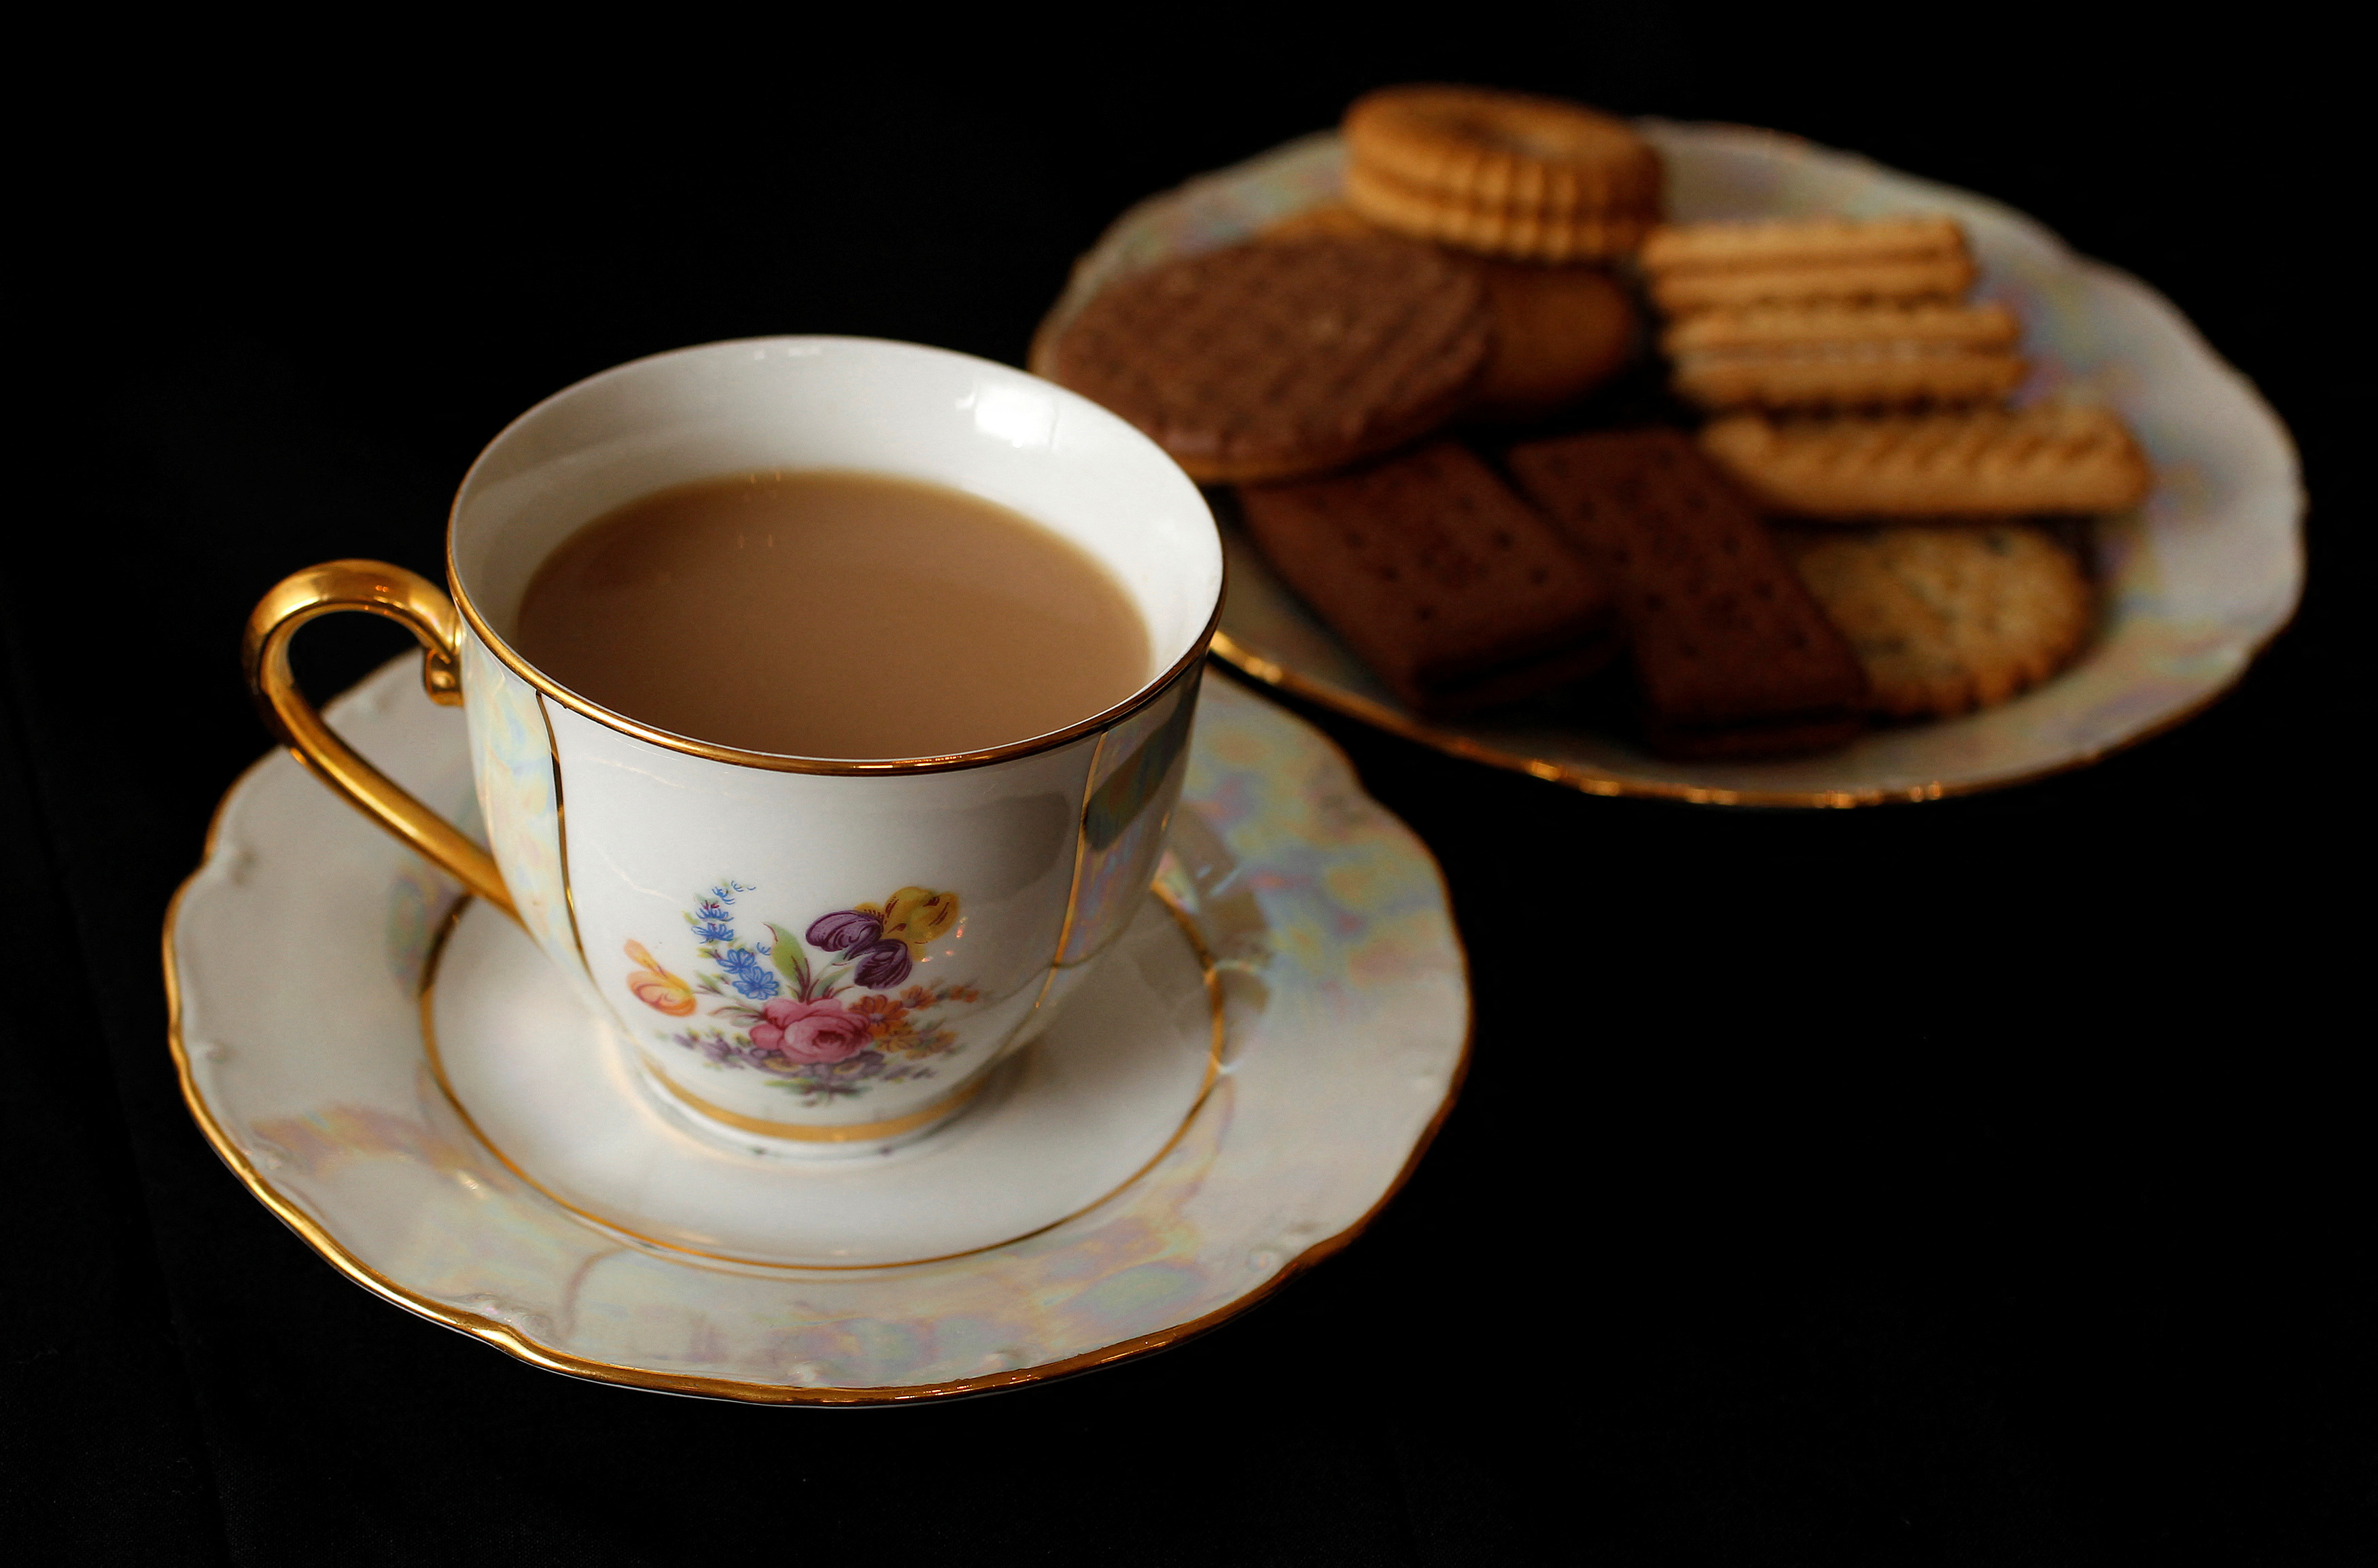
161, 710, 1475, 1404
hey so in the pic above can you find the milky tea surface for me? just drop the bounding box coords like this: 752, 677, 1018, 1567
515, 470, 1152, 759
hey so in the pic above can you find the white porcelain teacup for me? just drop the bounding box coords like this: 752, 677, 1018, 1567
245, 337, 1223, 1152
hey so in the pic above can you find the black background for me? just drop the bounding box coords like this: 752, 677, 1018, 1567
5, 13, 2366, 1565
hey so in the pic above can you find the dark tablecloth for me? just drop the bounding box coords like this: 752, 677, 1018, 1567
6, 22, 2364, 1565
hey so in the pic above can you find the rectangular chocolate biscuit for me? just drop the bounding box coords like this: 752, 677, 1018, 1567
1505, 428, 1869, 757
1235, 442, 1618, 717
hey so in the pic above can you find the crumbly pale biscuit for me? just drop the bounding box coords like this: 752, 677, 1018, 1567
1780, 524, 2095, 716
1234, 443, 1619, 716
1648, 256, 1978, 314
1345, 160, 1658, 262
1505, 428, 1868, 758
1640, 216, 1967, 275
1045, 235, 1491, 484
1698, 406, 2154, 517
1344, 85, 1663, 215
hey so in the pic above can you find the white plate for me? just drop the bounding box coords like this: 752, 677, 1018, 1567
166, 659, 1469, 1403
1034, 124, 2305, 806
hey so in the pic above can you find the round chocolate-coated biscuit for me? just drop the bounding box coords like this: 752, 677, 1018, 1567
1045, 236, 1491, 483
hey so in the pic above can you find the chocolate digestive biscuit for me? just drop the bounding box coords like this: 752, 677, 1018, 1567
1505, 428, 1869, 757
1236, 442, 1618, 716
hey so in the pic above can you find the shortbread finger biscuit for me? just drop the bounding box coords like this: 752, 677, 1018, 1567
1467, 262, 1637, 421
1345, 159, 1658, 262
1781, 524, 2095, 716
1344, 85, 1662, 216
1235, 442, 1619, 716
1505, 428, 1868, 757
1045, 235, 1490, 483
1671, 345, 2026, 412
1648, 256, 1978, 314
1640, 216, 1967, 276
1663, 301, 2020, 355
1700, 406, 2154, 517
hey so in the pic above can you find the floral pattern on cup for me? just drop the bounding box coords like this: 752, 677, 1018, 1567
627, 882, 979, 1104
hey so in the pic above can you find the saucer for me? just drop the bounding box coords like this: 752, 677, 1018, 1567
166, 657, 1469, 1403
1032, 123, 2305, 807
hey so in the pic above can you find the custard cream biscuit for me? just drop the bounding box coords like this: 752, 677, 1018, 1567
1647, 257, 1979, 314
1345, 160, 1658, 263
1344, 85, 1662, 215
1671, 345, 2027, 413
1662, 301, 2020, 355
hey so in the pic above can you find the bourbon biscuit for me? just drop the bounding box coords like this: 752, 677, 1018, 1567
1345, 159, 1658, 263
1235, 442, 1619, 716
1670, 343, 2027, 412
1344, 85, 1662, 216
1662, 301, 2020, 355
1467, 262, 1638, 421
1699, 406, 2154, 517
1639, 215, 1968, 275
1647, 256, 1978, 314
1505, 428, 1869, 757
1045, 235, 1491, 484
1780, 523, 2095, 716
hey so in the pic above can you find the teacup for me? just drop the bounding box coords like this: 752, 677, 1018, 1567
245, 337, 1222, 1153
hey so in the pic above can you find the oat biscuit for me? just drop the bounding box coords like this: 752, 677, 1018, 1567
1045, 235, 1492, 483
1467, 262, 1637, 421
1699, 406, 2154, 517
1505, 428, 1869, 758
1234, 442, 1620, 716
1344, 85, 1662, 215
1781, 524, 2095, 716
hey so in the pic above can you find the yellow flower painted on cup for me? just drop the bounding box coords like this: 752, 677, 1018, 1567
624, 940, 696, 1017
879, 887, 960, 956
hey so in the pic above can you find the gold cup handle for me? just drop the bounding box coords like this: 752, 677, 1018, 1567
243, 561, 517, 920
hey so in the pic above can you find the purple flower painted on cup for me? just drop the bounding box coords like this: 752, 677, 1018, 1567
850, 937, 913, 990
807, 909, 881, 953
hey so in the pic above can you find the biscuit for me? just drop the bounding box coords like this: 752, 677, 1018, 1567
1505, 428, 1869, 757
1344, 160, 1658, 263
1647, 256, 1978, 314
1698, 406, 2154, 517
1235, 442, 1620, 716
1671, 343, 2027, 412
1780, 524, 2095, 716
1641, 215, 1967, 275
1045, 235, 1492, 484
1662, 300, 2020, 355
1668, 302, 2024, 413
1467, 262, 1638, 421
1344, 85, 1663, 215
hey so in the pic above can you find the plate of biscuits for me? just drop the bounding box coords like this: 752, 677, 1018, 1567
1032, 87, 2303, 805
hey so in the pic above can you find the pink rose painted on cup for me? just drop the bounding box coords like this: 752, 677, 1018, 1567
749, 996, 873, 1064
635, 880, 982, 1105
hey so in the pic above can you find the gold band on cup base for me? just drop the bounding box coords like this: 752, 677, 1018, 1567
646, 1060, 992, 1143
